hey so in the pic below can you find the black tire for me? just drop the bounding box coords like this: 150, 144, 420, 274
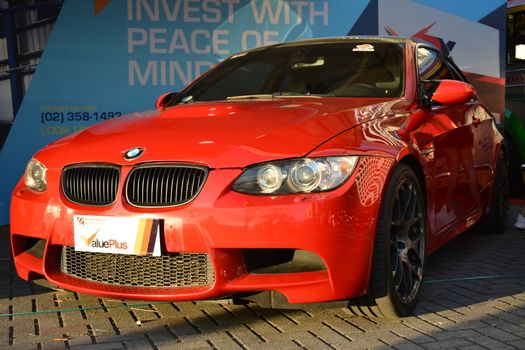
475, 149, 509, 234
349, 164, 426, 318
503, 131, 524, 198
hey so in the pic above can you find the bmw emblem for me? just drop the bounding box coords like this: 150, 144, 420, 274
124, 147, 145, 161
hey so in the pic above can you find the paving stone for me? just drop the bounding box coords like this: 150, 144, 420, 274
457, 346, 488, 350
468, 335, 518, 349
474, 326, 522, 342
423, 338, 475, 349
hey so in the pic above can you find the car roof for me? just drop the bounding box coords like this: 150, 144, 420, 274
235, 36, 430, 55
227, 36, 447, 63
271, 36, 410, 47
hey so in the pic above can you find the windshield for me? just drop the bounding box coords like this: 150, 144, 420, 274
173, 42, 405, 105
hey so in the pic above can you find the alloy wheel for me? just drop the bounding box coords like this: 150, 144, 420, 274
389, 179, 425, 304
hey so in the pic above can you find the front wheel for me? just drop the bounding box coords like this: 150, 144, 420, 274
349, 164, 426, 318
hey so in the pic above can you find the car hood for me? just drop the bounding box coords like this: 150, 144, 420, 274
37, 98, 406, 169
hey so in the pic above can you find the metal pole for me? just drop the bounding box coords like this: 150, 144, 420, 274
4, 9, 22, 118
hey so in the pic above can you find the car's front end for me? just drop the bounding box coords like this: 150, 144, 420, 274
11, 145, 396, 303
11, 37, 410, 305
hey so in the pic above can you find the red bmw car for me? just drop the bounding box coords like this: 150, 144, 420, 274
10, 37, 508, 318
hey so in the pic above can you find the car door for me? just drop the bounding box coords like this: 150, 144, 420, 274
414, 46, 480, 234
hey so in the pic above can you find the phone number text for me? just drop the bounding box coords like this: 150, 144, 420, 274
41, 112, 122, 124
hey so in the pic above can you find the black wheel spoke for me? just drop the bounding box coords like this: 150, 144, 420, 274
393, 259, 403, 287
402, 262, 412, 296
391, 193, 403, 227
408, 249, 422, 272
400, 187, 411, 221
405, 185, 417, 221
392, 217, 403, 227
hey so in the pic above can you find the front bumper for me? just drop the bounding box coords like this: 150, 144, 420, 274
10, 157, 393, 304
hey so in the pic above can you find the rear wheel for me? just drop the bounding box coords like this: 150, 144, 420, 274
504, 131, 524, 198
475, 149, 509, 234
349, 164, 426, 318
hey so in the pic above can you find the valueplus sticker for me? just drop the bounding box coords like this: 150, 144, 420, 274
352, 44, 375, 52
73, 215, 161, 256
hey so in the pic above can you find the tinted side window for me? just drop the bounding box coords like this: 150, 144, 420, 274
417, 47, 466, 99
417, 47, 455, 81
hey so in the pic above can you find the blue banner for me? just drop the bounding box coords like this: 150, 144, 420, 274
0, 0, 504, 224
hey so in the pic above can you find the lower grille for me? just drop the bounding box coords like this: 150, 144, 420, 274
59, 246, 214, 288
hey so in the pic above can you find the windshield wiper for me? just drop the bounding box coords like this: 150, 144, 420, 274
272, 92, 333, 98
225, 92, 333, 101
177, 95, 195, 104
272, 92, 306, 97
226, 94, 273, 100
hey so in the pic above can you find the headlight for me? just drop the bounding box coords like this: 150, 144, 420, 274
24, 158, 47, 192
233, 156, 359, 195
256, 164, 284, 193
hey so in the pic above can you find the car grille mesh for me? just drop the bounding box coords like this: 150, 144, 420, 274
126, 165, 207, 207
62, 165, 120, 206
59, 246, 214, 288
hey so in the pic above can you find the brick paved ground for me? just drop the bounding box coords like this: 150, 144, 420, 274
2, 206, 525, 349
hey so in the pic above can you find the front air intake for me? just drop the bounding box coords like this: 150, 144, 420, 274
59, 246, 214, 288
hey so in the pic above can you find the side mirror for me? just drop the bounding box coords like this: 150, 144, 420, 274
431, 80, 475, 105
155, 92, 178, 110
